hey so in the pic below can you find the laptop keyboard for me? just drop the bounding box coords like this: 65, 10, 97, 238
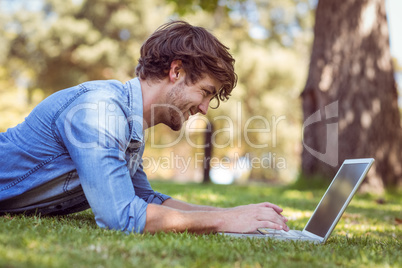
258, 228, 309, 238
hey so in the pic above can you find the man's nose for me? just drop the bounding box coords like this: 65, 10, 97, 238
198, 98, 209, 115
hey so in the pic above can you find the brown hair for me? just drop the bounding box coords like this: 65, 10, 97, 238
135, 21, 237, 108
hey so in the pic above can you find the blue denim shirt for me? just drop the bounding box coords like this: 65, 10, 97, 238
0, 78, 171, 233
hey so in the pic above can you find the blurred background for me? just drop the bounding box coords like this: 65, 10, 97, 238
0, 0, 401, 193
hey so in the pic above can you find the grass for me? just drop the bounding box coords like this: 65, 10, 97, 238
0, 181, 401, 268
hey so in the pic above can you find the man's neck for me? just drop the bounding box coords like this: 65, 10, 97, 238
139, 78, 169, 130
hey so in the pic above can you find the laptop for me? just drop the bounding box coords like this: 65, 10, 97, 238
223, 158, 375, 243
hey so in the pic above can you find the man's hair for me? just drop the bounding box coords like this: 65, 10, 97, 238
135, 21, 237, 108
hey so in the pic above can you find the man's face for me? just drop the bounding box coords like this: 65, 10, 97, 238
164, 75, 221, 131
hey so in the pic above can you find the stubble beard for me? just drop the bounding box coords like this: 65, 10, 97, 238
166, 82, 187, 131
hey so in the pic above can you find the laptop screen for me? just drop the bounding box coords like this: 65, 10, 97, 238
304, 163, 369, 237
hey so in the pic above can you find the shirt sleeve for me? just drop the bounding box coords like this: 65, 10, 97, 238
56, 88, 150, 233
131, 162, 171, 204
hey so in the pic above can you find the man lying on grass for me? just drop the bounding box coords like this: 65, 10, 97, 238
0, 21, 289, 234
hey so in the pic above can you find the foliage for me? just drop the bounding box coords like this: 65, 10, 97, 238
0, 67, 44, 130
0, 181, 400, 267
0, 0, 175, 95
166, 0, 221, 15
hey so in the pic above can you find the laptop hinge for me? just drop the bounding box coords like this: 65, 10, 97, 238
302, 230, 324, 241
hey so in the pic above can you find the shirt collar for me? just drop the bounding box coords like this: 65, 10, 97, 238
126, 77, 144, 142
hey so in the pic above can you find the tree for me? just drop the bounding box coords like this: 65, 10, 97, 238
301, 0, 402, 193
1, 0, 173, 98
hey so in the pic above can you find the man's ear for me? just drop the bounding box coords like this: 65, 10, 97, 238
169, 60, 185, 83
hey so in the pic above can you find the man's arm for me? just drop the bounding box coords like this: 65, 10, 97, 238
57, 89, 151, 233
161, 198, 225, 211
144, 199, 289, 234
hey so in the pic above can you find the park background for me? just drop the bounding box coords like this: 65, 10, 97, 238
0, 0, 401, 194
0, 1, 401, 267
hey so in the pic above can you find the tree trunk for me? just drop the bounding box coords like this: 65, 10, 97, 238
203, 122, 214, 184
301, 0, 402, 193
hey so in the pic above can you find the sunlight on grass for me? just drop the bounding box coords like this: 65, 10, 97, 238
351, 199, 402, 213
282, 190, 315, 201
174, 191, 229, 205
281, 209, 312, 221
1, 182, 401, 267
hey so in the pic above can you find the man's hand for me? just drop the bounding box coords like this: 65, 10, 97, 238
144, 199, 288, 234
216, 202, 289, 233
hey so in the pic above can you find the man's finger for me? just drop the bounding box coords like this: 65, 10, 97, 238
257, 208, 288, 227
259, 202, 284, 213
259, 221, 289, 231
